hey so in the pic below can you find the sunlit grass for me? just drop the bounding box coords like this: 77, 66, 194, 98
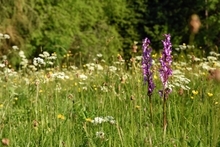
1, 37, 220, 146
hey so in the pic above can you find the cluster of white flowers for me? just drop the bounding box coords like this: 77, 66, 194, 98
170, 69, 191, 90
33, 51, 57, 68
39, 51, 50, 58
19, 50, 28, 68
175, 44, 195, 51
91, 116, 115, 125
187, 54, 202, 62
207, 56, 217, 61
0, 33, 10, 40
78, 74, 88, 80
92, 53, 104, 63
199, 62, 213, 70
84, 63, 104, 71
28, 65, 37, 71
109, 66, 117, 72
197, 53, 220, 71
51, 72, 69, 80
33, 57, 46, 67
3, 68, 17, 77
209, 51, 220, 57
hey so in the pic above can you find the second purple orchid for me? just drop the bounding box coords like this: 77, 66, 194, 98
159, 34, 173, 98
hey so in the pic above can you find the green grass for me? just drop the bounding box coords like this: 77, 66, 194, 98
0, 54, 220, 147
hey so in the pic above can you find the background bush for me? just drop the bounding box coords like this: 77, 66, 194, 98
0, 0, 220, 67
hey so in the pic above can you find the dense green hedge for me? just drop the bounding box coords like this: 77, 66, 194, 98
0, 0, 219, 66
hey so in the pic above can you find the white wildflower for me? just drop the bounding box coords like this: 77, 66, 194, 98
109, 120, 116, 124
210, 51, 216, 56
97, 53, 103, 57
48, 56, 57, 60
203, 58, 207, 61
186, 45, 194, 49
43, 51, 50, 58
55, 84, 62, 92
39, 54, 44, 58
96, 64, 103, 70
193, 73, 199, 77
209, 51, 220, 57
170, 69, 191, 90
172, 69, 182, 74
181, 85, 190, 90
23, 78, 30, 85
20, 59, 28, 67
185, 67, 192, 71
175, 48, 180, 51
78, 82, 85, 85
88, 66, 95, 71
12, 46, 19, 50
194, 57, 201, 61
207, 56, 217, 61
180, 62, 187, 66
214, 61, 220, 67
109, 66, 117, 72
85, 63, 95, 71
90, 63, 95, 66
104, 116, 115, 124
28, 65, 37, 71
79, 74, 88, 80
179, 45, 187, 50
173, 82, 180, 87
199, 62, 212, 70
52, 72, 69, 80
135, 56, 142, 61
91, 116, 115, 125
82, 86, 87, 90
3, 34, 10, 39
47, 61, 54, 65
114, 61, 121, 65
100, 86, 108, 92
33, 57, 45, 66
96, 131, 105, 139
70, 65, 78, 70
4, 68, 17, 76
92, 117, 105, 124
0, 63, 5, 68
19, 51, 26, 59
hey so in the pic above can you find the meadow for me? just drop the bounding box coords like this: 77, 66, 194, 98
0, 34, 220, 147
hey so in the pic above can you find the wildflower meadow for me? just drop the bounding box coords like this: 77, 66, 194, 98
1, 33, 220, 147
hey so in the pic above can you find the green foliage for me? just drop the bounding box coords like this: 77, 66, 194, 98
0, 0, 220, 66
0, 0, 122, 66
27, 0, 122, 64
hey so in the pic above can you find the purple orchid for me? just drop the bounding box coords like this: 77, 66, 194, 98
159, 34, 172, 98
142, 38, 155, 96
